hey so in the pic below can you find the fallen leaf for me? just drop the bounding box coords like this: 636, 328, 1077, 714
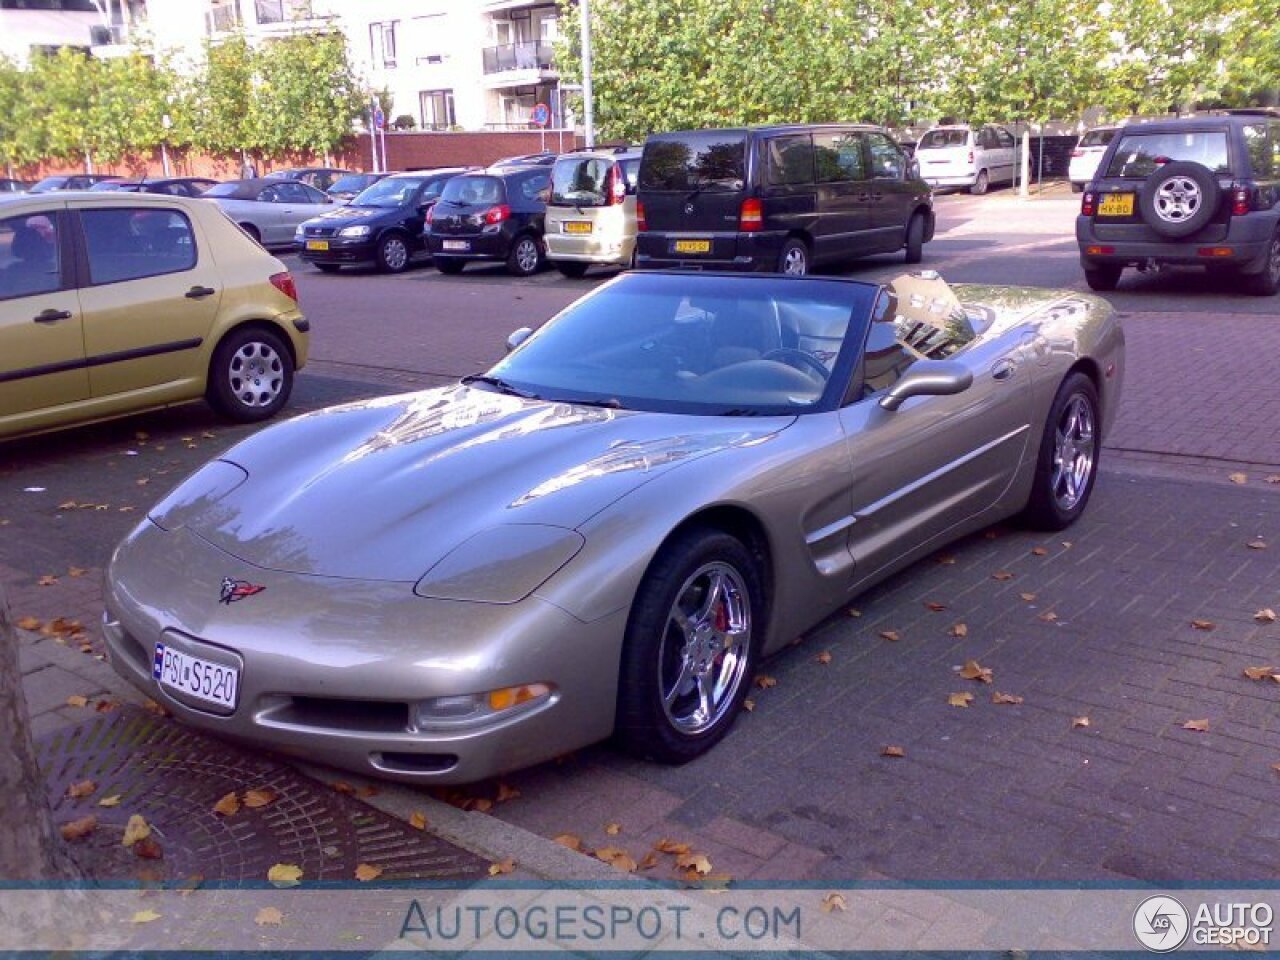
59, 815, 97, 841
58, 500, 78, 510
65, 695, 88, 708
1020, 592, 1037, 602
949, 623, 969, 638
142, 699, 168, 717
354, 863, 383, 882
638, 851, 659, 870
879, 630, 900, 642
242, 787, 277, 809
255, 907, 284, 927
122, 815, 151, 847
959, 659, 993, 684
470, 797, 494, 813
1266, 476, 1280, 485
992, 691, 1024, 705
1039, 611, 1059, 622
1031, 547, 1048, 556
356, 785, 379, 798
1247, 539, 1268, 550
1254, 608, 1277, 623
1191, 619, 1216, 631
991, 571, 1015, 581
821, 892, 849, 913
487, 858, 516, 876
409, 811, 428, 831
130, 909, 162, 925
213, 792, 240, 817
553, 833, 583, 851
45, 617, 84, 636
267, 863, 303, 887
742, 698, 755, 712
118, 506, 136, 513
595, 847, 637, 873
935, 554, 957, 565
676, 852, 713, 875
202, 431, 216, 439
924, 601, 947, 612
37, 575, 58, 587
948, 692, 974, 708
754, 674, 777, 689
846, 607, 862, 617
330, 781, 355, 794
604, 822, 621, 836
655, 838, 691, 855
1244, 666, 1278, 680
1061, 540, 1073, 548
68, 567, 87, 578
66, 780, 96, 799
16, 616, 41, 631
98, 794, 122, 808
815, 650, 833, 665
1229, 472, 1248, 484
496, 782, 521, 804
135, 478, 149, 486
881, 745, 906, 758
1072, 716, 1091, 729
1182, 718, 1210, 732
133, 837, 163, 860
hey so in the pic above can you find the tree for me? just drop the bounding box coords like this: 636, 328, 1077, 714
192, 32, 259, 160
252, 30, 367, 160
89, 53, 174, 165
26, 48, 97, 168
0, 58, 41, 174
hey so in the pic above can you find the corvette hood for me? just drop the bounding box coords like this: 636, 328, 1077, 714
182, 385, 787, 581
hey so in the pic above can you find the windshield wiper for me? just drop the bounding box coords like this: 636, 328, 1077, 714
718, 408, 761, 417
558, 396, 622, 409
460, 374, 541, 400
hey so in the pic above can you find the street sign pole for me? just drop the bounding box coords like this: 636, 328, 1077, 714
580, 0, 594, 148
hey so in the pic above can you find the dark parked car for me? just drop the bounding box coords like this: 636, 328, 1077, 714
327, 172, 388, 203
295, 168, 468, 273
0, 178, 29, 193
1076, 109, 1280, 295
490, 152, 558, 167
425, 166, 551, 276
28, 174, 121, 193
88, 177, 219, 197
265, 167, 352, 193
635, 124, 935, 275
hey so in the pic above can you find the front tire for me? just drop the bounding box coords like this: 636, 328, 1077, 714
970, 170, 989, 195
507, 234, 543, 277
904, 212, 925, 264
616, 528, 762, 764
206, 326, 294, 423
435, 258, 465, 275
1240, 229, 1280, 296
376, 232, 411, 273
1021, 372, 1100, 530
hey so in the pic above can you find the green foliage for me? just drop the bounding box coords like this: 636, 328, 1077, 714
252, 31, 367, 157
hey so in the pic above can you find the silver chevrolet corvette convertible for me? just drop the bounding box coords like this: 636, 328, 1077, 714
104, 270, 1124, 783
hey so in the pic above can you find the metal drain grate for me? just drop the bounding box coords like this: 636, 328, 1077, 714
38, 707, 487, 883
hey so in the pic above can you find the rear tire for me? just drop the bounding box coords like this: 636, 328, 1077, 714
1021, 372, 1100, 530
904, 213, 925, 264
1240, 229, 1280, 296
435, 258, 465, 275
507, 234, 543, 276
206, 326, 294, 424
1083, 264, 1122, 291
970, 170, 989, 195
238, 222, 261, 245
555, 261, 589, 278
777, 238, 808, 276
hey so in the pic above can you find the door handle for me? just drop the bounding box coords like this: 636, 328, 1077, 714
185, 286, 216, 299
33, 309, 72, 324
992, 358, 1017, 381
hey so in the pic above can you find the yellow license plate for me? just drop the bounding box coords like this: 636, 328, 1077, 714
674, 239, 711, 254
563, 221, 593, 235
1097, 194, 1134, 217
306, 239, 329, 251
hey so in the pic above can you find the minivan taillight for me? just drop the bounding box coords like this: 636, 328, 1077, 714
739, 197, 763, 231
1071, 148, 1084, 158
483, 204, 510, 224
1231, 185, 1251, 217
425, 205, 434, 226
968, 151, 974, 164
1081, 191, 1096, 217
636, 200, 647, 231
606, 165, 626, 205
270, 271, 298, 302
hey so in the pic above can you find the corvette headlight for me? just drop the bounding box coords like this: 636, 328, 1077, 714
338, 225, 371, 238
413, 525, 584, 603
148, 460, 247, 531
415, 683, 554, 731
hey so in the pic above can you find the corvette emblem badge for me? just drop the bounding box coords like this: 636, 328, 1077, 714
220, 578, 265, 604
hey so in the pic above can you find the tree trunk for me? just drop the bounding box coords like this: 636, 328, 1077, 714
0, 587, 73, 881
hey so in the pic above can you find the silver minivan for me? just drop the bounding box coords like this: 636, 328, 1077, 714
915, 124, 1018, 194
544, 148, 641, 277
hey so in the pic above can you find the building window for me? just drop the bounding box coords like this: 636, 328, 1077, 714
420, 89, 455, 131
207, 0, 241, 33
370, 20, 397, 69
255, 0, 312, 24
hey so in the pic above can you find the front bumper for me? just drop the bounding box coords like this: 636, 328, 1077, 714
295, 237, 379, 265
103, 522, 623, 784
1076, 214, 1275, 269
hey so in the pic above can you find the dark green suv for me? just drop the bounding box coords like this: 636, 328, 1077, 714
1075, 109, 1280, 295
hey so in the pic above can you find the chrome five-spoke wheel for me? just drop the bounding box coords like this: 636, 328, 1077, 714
1051, 394, 1096, 512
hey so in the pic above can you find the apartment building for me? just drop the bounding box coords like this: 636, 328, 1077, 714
0, 0, 145, 64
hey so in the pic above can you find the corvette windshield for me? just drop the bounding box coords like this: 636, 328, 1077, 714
485, 273, 875, 415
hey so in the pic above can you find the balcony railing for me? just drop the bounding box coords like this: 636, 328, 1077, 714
482, 42, 555, 75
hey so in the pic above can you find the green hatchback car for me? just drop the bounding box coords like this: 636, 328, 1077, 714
0, 191, 309, 441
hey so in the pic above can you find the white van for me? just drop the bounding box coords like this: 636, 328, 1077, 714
915, 124, 1018, 194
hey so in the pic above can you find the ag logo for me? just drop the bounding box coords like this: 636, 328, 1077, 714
1133, 895, 1190, 952
683, 202, 694, 215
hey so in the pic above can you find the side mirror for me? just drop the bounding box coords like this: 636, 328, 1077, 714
506, 326, 534, 353
908, 158, 921, 180
879, 360, 972, 411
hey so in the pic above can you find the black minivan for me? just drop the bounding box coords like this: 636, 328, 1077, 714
636, 124, 934, 275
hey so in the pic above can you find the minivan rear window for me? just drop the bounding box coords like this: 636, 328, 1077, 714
1079, 128, 1117, 148
440, 176, 504, 205
1105, 131, 1230, 178
918, 129, 968, 149
639, 132, 747, 193
551, 157, 612, 206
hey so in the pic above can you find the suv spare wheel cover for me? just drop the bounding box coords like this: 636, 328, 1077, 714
1138, 160, 1219, 238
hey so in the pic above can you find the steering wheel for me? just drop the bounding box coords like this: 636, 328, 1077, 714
761, 348, 828, 382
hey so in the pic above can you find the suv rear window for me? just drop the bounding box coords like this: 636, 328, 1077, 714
1105, 130, 1230, 178
551, 157, 613, 206
639, 132, 747, 193
918, 129, 968, 149
440, 176, 504, 205
1079, 128, 1117, 148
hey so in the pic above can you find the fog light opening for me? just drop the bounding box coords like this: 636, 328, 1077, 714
416, 682, 553, 731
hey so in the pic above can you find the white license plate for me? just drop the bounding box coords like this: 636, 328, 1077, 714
153, 642, 239, 710
441, 240, 469, 251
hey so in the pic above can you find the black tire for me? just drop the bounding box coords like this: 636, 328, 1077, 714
1021, 372, 1101, 531
506, 234, 543, 276
615, 527, 763, 764
206, 326, 294, 423
1070, 182, 1084, 194
315, 263, 340, 274
904, 212, 925, 264
1138, 161, 1219, 238
376, 232, 411, 273
555, 261, 589, 278
777, 238, 808, 276
1240, 229, 1280, 296
238, 222, 261, 245
435, 258, 465, 275
1083, 264, 1122, 291
970, 170, 989, 195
